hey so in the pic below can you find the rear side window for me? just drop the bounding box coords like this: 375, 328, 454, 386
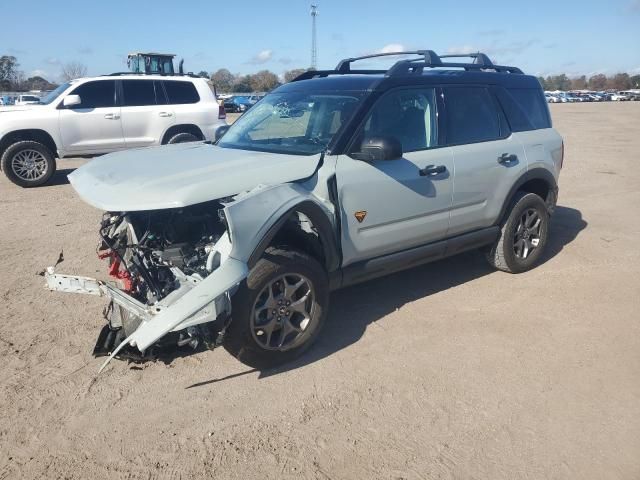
507, 88, 551, 129
444, 87, 501, 145
163, 81, 200, 104
121, 80, 157, 106
69, 80, 116, 108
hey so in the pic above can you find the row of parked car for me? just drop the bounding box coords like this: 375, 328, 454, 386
220, 94, 265, 113
544, 90, 640, 103
0, 94, 45, 106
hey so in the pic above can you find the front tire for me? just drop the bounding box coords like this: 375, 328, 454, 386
166, 132, 200, 144
1, 140, 56, 187
225, 248, 329, 368
486, 192, 550, 273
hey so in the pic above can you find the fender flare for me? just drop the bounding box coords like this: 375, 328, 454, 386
497, 167, 558, 223
224, 184, 340, 273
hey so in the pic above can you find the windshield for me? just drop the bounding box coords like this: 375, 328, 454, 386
218, 91, 364, 155
38, 82, 71, 105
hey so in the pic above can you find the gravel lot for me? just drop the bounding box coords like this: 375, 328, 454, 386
0, 103, 639, 479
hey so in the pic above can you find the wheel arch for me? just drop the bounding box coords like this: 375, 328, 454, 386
224, 185, 340, 274
497, 168, 558, 223
160, 124, 205, 144
0, 129, 58, 166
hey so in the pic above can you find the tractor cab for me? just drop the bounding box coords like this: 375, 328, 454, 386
127, 52, 178, 75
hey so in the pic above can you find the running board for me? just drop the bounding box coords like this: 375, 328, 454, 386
340, 226, 499, 287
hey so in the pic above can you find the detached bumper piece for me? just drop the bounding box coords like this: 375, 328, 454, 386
44, 259, 248, 373
92, 325, 149, 362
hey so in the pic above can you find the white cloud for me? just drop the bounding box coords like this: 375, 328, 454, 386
29, 69, 49, 79
247, 49, 273, 64
45, 57, 61, 66
446, 45, 479, 55
377, 43, 407, 54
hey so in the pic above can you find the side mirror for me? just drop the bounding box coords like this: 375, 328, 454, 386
63, 95, 81, 108
214, 125, 230, 142
352, 135, 403, 162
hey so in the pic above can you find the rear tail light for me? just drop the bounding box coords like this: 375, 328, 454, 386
218, 103, 226, 120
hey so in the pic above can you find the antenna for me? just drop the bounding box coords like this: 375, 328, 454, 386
310, 4, 318, 70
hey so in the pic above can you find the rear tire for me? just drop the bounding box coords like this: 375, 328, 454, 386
1, 140, 56, 187
486, 192, 550, 273
166, 132, 200, 144
225, 248, 329, 369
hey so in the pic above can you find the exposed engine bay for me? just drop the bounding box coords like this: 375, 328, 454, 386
99, 200, 227, 304
93, 199, 234, 360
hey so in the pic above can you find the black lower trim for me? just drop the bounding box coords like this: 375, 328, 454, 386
336, 226, 498, 289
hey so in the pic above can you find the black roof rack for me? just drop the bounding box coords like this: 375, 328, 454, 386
106, 71, 202, 78
292, 50, 523, 82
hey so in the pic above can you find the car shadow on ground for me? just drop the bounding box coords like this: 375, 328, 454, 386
180, 205, 587, 387
47, 168, 75, 186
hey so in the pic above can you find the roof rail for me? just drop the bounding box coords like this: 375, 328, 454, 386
106, 72, 202, 78
291, 50, 523, 82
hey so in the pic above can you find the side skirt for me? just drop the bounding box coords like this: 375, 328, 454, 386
336, 226, 499, 289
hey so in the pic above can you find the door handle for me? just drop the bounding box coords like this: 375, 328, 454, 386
104, 113, 120, 120
419, 164, 447, 177
158, 112, 173, 117
498, 153, 518, 165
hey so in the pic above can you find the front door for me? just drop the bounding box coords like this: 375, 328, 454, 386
336, 87, 454, 266
58, 80, 124, 154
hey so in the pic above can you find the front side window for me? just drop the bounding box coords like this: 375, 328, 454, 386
69, 80, 116, 109
163, 81, 199, 104
359, 88, 438, 152
219, 91, 364, 155
444, 87, 501, 145
121, 80, 157, 107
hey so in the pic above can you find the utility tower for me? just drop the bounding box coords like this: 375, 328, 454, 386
310, 4, 318, 70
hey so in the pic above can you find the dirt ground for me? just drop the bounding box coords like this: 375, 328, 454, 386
0, 103, 639, 479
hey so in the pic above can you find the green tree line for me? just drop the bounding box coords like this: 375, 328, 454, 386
537, 73, 640, 91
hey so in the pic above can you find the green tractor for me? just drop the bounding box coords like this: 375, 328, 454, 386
127, 52, 183, 75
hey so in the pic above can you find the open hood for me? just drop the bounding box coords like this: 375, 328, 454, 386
68, 142, 321, 211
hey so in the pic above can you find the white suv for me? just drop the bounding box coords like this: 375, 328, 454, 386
0, 74, 227, 187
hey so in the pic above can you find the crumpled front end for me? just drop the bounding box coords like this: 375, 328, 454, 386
45, 199, 248, 371
44, 180, 335, 373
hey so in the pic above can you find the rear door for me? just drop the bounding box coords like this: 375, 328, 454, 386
58, 80, 124, 154
120, 79, 175, 148
443, 86, 527, 236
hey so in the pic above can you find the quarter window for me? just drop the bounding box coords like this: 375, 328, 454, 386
361, 88, 438, 152
444, 87, 501, 144
507, 88, 551, 129
163, 81, 200, 104
69, 80, 116, 108
121, 80, 157, 106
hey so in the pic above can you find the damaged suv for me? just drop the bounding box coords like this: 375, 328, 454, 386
45, 50, 563, 371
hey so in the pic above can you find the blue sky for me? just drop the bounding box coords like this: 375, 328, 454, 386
2, 0, 639, 82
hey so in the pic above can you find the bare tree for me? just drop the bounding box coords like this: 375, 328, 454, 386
249, 70, 280, 92
60, 61, 88, 81
284, 68, 307, 83
211, 68, 235, 93
0, 55, 19, 88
